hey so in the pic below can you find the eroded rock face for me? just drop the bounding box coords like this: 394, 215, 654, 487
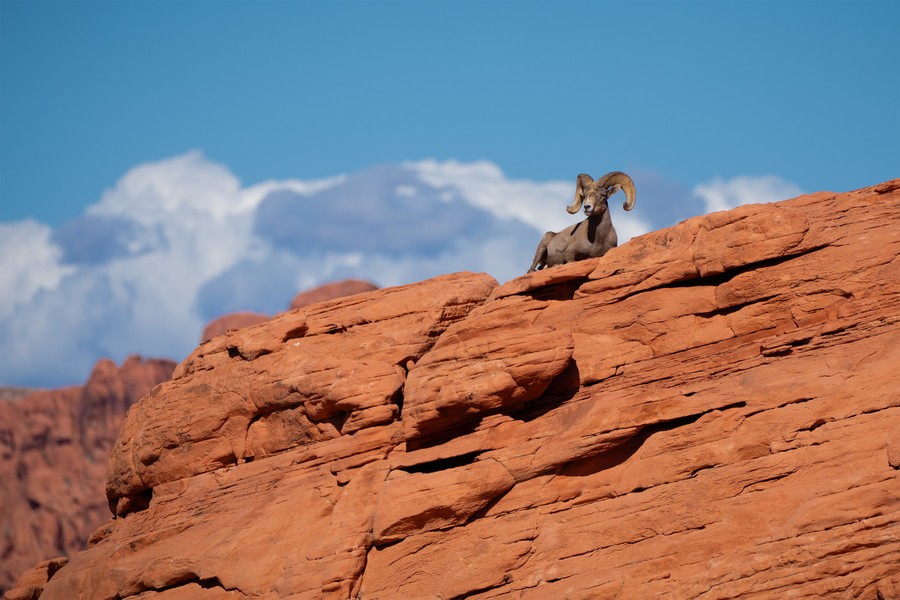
0, 357, 175, 595
105, 272, 497, 505
15, 180, 900, 599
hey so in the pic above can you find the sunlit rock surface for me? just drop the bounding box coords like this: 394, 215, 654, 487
9, 179, 899, 599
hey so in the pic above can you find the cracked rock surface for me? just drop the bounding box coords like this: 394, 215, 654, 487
9, 180, 900, 599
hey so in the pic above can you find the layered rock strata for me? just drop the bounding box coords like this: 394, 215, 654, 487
11, 180, 899, 599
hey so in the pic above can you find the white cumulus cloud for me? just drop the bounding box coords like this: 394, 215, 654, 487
2, 153, 765, 389
0, 152, 342, 388
693, 175, 804, 214
410, 159, 573, 230
0, 220, 74, 322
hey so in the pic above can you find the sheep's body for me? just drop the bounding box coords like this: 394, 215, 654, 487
527, 171, 636, 273
528, 211, 618, 271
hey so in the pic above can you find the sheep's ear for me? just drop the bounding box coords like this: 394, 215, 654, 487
567, 174, 593, 214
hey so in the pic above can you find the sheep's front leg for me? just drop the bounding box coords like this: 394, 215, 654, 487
527, 232, 555, 273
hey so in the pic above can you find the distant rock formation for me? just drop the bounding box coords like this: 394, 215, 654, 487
8, 180, 900, 599
0, 387, 39, 401
0, 356, 175, 595
200, 312, 270, 343
289, 278, 379, 310
199, 280, 381, 344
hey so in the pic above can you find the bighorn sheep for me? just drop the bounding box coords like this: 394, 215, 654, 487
527, 171, 636, 273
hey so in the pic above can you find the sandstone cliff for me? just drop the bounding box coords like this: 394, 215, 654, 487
9, 180, 899, 599
0, 357, 176, 595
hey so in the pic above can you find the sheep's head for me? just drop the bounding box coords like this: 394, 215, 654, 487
566, 171, 636, 216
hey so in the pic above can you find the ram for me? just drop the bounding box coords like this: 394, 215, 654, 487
527, 171, 636, 273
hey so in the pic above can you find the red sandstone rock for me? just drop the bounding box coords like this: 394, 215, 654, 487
199, 312, 270, 343
289, 279, 379, 310
105, 272, 497, 501
0, 357, 175, 595
11, 180, 900, 600
3, 558, 67, 600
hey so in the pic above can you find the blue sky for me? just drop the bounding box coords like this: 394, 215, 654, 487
0, 0, 898, 388
2, 0, 897, 225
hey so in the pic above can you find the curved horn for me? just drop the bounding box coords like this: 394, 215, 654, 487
566, 174, 594, 214
595, 171, 636, 211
